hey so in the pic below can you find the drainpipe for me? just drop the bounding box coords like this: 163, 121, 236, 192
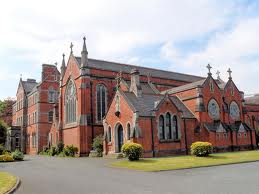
183, 118, 188, 155
250, 116, 255, 150
90, 81, 94, 145
150, 117, 155, 157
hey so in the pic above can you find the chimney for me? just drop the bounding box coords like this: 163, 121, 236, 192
130, 68, 142, 97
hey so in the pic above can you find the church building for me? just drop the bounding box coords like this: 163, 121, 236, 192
12, 37, 259, 157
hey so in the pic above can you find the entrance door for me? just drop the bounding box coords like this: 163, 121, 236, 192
118, 125, 124, 152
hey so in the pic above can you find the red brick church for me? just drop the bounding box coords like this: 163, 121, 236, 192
12, 37, 259, 157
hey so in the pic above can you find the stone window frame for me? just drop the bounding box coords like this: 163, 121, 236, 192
65, 79, 77, 125
48, 87, 56, 103
96, 84, 108, 123
207, 98, 220, 120
158, 112, 181, 142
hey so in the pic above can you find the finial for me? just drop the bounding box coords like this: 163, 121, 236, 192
82, 36, 88, 53
227, 68, 232, 79
70, 42, 73, 54
61, 53, 66, 67
216, 70, 220, 79
206, 64, 212, 75
62, 53, 65, 59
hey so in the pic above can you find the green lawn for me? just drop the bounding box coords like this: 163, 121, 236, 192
0, 172, 17, 194
111, 150, 259, 172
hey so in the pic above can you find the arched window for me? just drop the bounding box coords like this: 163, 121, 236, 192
65, 80, 77, 124
127, 123, 131, 140
108, 126, 112, 142
159, 115, 165, 140
96, 84, 107, 122
166, 113, 172, 139
173, 115, 179, 140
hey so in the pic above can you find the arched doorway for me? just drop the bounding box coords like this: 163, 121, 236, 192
115, 124, 124, 153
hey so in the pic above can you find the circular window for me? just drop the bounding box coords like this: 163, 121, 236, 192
208, 99, 220, 120
230, 101, 240, 120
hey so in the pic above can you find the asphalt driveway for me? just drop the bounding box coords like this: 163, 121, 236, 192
1, 155, 259, 194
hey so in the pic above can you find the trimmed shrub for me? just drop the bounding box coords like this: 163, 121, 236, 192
64, 145, 78, 157
92, 135, 103, 157
0, 153, 14, 162
12, 149, 24, 161
48, 146, 57, 156
122, 142, 143, 161
56, 142, 64, 154
191, 141, 213, 157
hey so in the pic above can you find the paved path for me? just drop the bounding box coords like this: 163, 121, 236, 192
1, 155, 259, 194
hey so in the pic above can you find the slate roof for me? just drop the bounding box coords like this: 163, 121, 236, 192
22, 80, 38, 94
215, 78, 226, 90
125, 81, 157, 94
161, 79, 206, 94
204, 121, 253, 132
75, 57, 204, 83
121, 91, 195, 118
245, 95, 259, 105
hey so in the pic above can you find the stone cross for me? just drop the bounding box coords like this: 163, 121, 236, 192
207, 64, 212, 75
227, 68, 232, 79
70, 42, 74, 54
216, 70, 220, 79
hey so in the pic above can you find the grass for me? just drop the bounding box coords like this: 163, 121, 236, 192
111, 150, 259, 172
0, 172, 17, 194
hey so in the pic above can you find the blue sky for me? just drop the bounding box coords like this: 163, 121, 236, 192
1, 0, 259, 99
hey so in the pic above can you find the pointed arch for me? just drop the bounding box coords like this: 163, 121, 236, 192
96, 84, 107, 122
65, 79, 77, 124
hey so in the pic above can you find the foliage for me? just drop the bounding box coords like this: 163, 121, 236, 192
191, 141, 213, 157
56, 141, 64, 154
0, 120, 7, 145
122, 142, 143, 161
2, 150, 11, 155
0, 144, 5, 155
58, 151, 66, 157
92, 135, 103, 156
11, 149, 24, 161
0, 153, 14, 162
48, 146, 57, 156
63, 145, 78, 157
0, 98, 15, 127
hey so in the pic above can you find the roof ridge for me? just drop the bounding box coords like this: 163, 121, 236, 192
75, 56, 204, 79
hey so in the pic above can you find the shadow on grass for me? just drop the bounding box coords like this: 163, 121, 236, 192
207, 155, 228, 159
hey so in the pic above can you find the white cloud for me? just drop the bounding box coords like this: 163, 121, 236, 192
0, 0, 258, 98
161, 17, 259, 94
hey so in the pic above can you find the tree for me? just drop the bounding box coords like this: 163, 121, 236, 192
0, 98, 15, 127
0, 119, 7, 145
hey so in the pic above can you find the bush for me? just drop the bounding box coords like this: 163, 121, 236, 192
0, 144, 5, 155
92, 135, 103, 156
64, 145, 78, 157
122, 142, 143, 161
56, 142, 64, 154
191, 141, 213, 157
58, 151, 66, 157
0, 153, 14, 162
12, 149, 24, 161
42, 146, 49, 153
2, 150, 11, 155
48, 146, 57, 156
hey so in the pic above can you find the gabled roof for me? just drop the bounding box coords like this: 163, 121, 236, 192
204, 122, 230, 132
121, 91, 195, 118
161, 79, 206, 94
125, 81, 159, 94
18, 79, 38, 95
74, 57, 204, 83
215, 78, 226, 90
